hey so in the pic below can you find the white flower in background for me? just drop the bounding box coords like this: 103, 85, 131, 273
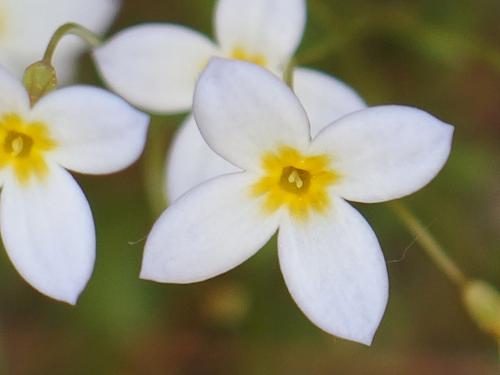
0, 0, 120, 82
0, 65, 149, 304
166, 67, 366, 202
142, 59, 454, 344
93, 0, 306, 113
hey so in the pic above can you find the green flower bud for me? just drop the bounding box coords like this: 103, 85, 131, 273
463, 280, 500, 339
23, 61, 58, 106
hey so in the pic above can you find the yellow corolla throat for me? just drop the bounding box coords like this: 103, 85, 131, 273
251, 146, 340, 220
0, 113, 57, 185
230, 46, 267, 67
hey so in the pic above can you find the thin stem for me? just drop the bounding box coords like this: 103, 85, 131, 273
43, 23, 102, 64
389, 200, 467, 287
283, 58, 296, 89
142, 117, 174, 217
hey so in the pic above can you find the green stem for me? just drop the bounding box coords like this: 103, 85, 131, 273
142, 118, 173, 217
283, 58, 296, 89
43, 23, 102, 65
389, 201, 467, 287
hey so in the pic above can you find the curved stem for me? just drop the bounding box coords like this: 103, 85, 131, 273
389, 201, 467, 287
43, 23, 102, 65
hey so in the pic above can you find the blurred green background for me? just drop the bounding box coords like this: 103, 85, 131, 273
1, 0, 499, 373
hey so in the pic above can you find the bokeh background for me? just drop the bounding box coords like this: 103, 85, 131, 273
0, 0, 499, 373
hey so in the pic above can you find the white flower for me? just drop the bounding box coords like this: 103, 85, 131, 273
166, 67, 367, 202
0, 65, 149, 304
0, 0, 120, 82
93, 0, 368, 202
93, 0, 306, 113
141, 59, 454, 345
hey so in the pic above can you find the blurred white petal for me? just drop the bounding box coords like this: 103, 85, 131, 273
165, 116, 240, 203
0, 0, 120, 82
294, 67, 366, 137
94, 24, 218, 114
215, 0, 306, 70
0, 65, 30, 113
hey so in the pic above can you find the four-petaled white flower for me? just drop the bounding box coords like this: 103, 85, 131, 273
141, 59, 454, 345
0, 65, 149, 304
0, 0, 120, 82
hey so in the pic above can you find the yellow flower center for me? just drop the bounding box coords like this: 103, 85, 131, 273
251, 147, 340, 220
0, 113, 57, 185
230, 46, 267, 67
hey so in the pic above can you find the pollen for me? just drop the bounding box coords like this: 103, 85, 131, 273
0, 113, 57, 185
230, 46, 267, 67
251, 146, 340, 220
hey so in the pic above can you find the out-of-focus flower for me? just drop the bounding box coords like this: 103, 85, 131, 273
93, 0, 307, 113
0, 0, 120, 82
141, 59, 454, 345
201, 282, 251, 327
0, 65, 149, 304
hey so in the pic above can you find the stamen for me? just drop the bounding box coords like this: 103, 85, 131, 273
288, 169, 304, 189
11, 136, 24, 156
279, 166, 311, 194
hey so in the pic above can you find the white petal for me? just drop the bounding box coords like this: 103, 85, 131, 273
278, 197, 388, 345
0, 0, 120, 81
166, 116, 240, 202
142, 172, 280, 283
215, 0, 306, 70
312, 106, 454, 203
94, 24, 218, 114
0, 165, 95, 304
0, 65, 30, 114
31, 86, 149, 175
167, 67, 366, 202
194, 58, 310, 171
293, 67, 366, 137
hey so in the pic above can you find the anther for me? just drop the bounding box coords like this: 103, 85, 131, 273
11, 136, 24, 156
288, 169, 304, 189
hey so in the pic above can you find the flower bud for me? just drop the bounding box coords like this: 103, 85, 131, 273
462, 280, 500, 339
23, 61, 58, 106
